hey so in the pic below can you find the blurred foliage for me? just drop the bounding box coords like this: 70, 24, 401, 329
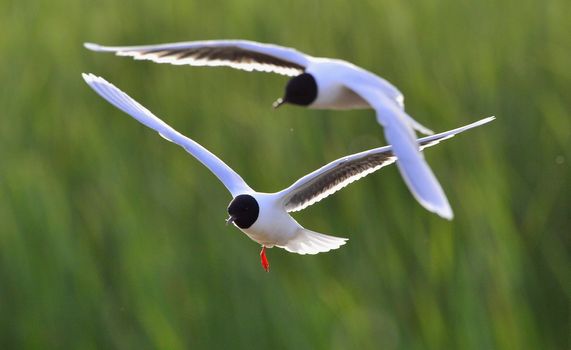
0, 0, 569, 348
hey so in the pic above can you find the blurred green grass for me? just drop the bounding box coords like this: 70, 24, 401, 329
0, 0, 569, 348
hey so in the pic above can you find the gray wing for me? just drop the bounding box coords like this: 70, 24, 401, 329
277, 117, 495, 212
84, 40, 311, 76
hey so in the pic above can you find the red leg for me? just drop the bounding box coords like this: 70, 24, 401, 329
260, 246, 270, 272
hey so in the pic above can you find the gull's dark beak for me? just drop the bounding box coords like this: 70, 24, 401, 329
226, 216, 236, 226
272, 97, 286, 109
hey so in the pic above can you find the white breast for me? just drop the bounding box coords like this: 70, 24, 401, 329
238, 193, 300, 247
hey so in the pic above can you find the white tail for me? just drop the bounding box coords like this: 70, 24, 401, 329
278, 228, 348, 255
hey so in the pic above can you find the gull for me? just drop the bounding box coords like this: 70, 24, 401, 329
82, 73, 494, 272
86, 39, 461, 219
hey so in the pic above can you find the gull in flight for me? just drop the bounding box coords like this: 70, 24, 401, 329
86, 39, 465, 219
83, 73, 494, 271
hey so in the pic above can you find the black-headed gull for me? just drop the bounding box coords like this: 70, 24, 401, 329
86, 40, 464, 219
82, 73, 494, 271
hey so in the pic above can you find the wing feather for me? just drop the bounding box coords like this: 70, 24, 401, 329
344, 82, 454, 219
278, 117, 495, 212
84, 40, 311, 76
82, 73, 252, 197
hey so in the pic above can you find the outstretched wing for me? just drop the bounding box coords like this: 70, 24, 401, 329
84, 40, 311, 76
344, 82, 454, 219
82, 73, 253, 197
277, 117, 495, 213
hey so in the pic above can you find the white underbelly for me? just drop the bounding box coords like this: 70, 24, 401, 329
311, 85, 370, 110
239, 206, 300, 247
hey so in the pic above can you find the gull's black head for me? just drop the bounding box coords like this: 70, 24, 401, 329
274, 73, 318, 108
226, 194, 259, 229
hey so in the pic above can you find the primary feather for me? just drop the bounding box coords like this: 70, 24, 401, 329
84, 40, 310, 76
279, 117, 495, 213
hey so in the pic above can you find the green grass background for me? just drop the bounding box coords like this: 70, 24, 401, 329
0, 0, 569, 348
